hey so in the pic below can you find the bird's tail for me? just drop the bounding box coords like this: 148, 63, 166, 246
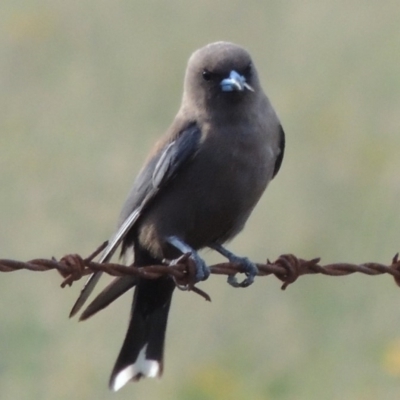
109, 276, 175, 391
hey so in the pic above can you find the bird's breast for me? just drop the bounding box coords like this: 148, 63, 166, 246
137, 123, 276, 257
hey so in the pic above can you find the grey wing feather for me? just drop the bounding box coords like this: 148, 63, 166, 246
69, 208, 142, 318
79, 276, 138, 321
69, 122, 201, 318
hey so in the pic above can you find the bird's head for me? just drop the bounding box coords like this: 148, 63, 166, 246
183, 42, 262, 112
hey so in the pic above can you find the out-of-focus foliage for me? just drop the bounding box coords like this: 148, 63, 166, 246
1, 1, 400, 399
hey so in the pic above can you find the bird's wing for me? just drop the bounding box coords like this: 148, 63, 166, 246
79, 276, 137, 321
272, 125, 285, 179
69, 122, 202, 318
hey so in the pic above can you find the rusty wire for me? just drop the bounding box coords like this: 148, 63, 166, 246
1, 241, 400, 300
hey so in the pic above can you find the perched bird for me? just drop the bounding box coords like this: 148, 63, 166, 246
70, 41, 285, 391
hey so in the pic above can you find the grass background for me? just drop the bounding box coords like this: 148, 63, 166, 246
1, 1, 400, 399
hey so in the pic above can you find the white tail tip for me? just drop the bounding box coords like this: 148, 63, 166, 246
111, 344, 160, 391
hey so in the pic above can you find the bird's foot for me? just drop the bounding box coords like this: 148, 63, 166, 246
226, 255, 258, 288
166, 236, 210, 286
210, 244, 258, 288
190, 251, 210, 282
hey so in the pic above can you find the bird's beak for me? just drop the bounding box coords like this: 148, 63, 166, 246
220, 70, 254, 92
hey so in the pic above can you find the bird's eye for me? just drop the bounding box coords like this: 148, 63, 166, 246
202, 70, 212, 81
243, 63, 252, 77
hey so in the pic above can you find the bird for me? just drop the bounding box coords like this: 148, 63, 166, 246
70, 41, 285, 391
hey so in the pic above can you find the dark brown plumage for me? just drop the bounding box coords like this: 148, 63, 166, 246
70, 41, 285, 391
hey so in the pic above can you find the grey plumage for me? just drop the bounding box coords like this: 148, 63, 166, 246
70, 41, 285, 391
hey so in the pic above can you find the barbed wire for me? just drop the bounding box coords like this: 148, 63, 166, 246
1, 241, 400, 301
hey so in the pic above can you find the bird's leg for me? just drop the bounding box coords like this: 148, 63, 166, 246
166, 236, 210, 282
209, 244, 258, 288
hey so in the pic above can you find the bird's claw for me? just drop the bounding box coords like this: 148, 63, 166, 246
191, 252, 210, 282
166, 236, 210, 283
168, 251, 210, 288
227, 256, 258, 288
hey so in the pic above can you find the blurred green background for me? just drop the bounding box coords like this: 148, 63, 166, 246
1, 1, 400, 399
